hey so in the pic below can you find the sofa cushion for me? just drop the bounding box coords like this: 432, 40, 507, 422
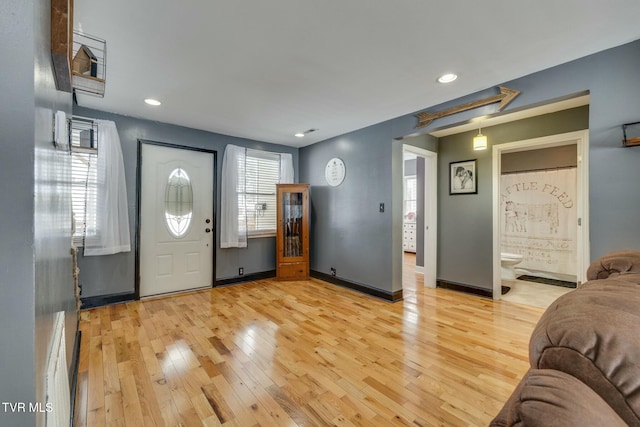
490, 369, 627, 427
586, 249, 640, 280
529, 279, 640, 426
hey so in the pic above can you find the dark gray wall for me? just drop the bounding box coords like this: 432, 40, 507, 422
1, 0, 76, 426
0, 2, 37, 424
299, 123, 396, 292
437, 107, 588, 289
73, 107, 298, 298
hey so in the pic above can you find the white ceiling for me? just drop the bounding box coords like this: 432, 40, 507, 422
73, 1, 640, 148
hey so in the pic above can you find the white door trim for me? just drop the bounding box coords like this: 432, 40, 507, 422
492, 130, 590, 299
403, 144, 438, 288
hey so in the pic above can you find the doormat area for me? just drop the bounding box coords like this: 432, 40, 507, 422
517, 275, 577, 289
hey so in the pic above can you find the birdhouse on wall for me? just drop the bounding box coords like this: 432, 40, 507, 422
71, 31, 106, 97
72, 45, 98, 77
623, 122, 640, 147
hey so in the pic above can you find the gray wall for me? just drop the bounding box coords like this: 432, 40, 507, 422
299, 123, 396, 293
1, 1, 76, 426
73, 107, 298, 298
437, 107, 588, 289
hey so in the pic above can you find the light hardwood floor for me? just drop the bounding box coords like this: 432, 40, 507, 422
74, 272, 543, 427
402, 252, 421, 296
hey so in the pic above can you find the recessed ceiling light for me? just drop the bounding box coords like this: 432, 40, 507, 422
437, 73, 458, 84
294, 133, 305, 138
144, 98, 162, 106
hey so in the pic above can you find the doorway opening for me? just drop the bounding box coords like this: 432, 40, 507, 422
402, 144, 437, 296
492, 130, 590, 303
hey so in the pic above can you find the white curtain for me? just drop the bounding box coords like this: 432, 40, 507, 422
220, 145, 248, 248
501, 168, 577, 275
280, 153, 294, 184
84, 120, 131, 256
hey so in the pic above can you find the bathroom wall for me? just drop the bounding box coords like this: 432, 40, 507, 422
502, 145, 577, 172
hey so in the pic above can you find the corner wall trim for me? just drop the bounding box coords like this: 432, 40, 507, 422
69, 329, 81, 427
311, 271, 403, 302
80, 291, 136, 309
437, 280, 493, 298
214, 270, 276, 287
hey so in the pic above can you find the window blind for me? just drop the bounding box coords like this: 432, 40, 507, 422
70, 119, 98, 246
404, 176, 417, 220
242, 149, 280, 234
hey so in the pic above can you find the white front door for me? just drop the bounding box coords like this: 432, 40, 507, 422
140, 143, 214, 297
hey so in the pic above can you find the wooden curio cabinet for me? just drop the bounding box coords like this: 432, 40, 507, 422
276, 184, 310, 280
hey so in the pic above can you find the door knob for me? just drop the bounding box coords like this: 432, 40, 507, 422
205, 228, 211, 233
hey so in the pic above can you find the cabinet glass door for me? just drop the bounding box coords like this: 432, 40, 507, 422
282, 191, 303, 258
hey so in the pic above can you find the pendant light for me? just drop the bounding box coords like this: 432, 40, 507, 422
473, 127, 487, 150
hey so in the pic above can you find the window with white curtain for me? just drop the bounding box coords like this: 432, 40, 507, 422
404, 176, 417, 221
220, 144, 294, 248
71, 122, 98, 246
241, 149, 281, 236
70, 118, 131, 255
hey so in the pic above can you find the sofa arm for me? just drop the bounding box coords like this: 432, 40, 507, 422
586, 249, 640, 280
490, 369, 627, 427
529, 279, 640, 426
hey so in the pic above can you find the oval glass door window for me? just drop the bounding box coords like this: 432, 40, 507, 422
165, 168, 193, 237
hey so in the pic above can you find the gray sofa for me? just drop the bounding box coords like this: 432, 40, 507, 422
491, 250, 640, 427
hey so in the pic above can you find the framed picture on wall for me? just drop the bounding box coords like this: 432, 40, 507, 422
450, 159, 477, 195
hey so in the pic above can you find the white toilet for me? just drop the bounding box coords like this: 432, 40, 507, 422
501, 252, 523, 280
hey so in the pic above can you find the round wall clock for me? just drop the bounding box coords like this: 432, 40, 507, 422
325, 157, 346, 187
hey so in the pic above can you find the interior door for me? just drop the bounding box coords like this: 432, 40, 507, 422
140, 143, 214, 297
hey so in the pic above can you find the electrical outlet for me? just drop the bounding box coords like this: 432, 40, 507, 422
239, 267, 244, 276
330, 267, 336, 277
